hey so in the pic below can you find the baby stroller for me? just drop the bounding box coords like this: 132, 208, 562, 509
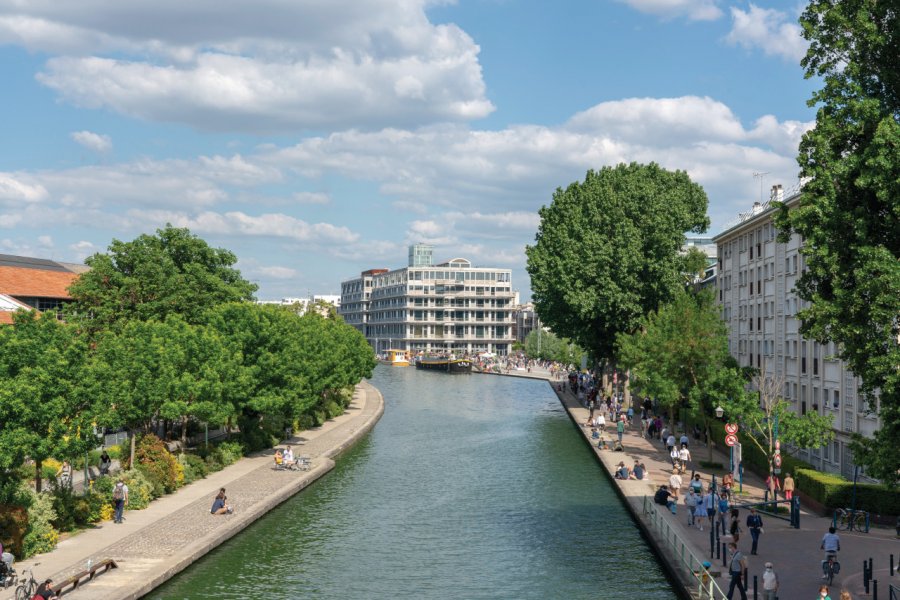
0, 552, 16, 589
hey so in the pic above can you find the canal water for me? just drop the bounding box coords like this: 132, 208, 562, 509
151, 366, 675, 599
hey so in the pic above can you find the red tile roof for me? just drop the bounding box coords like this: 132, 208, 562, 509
0, 266, 79, 299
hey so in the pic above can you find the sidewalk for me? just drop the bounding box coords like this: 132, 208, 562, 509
5, 381, 384, 600
556, 384, 897, 599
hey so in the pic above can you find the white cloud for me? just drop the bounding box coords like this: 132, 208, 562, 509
0, 173, 49, 203
257, 265, 298, 279
725, 4, 807, 62
617, 0, 722, 21
1, 0, 493, 132
71, 130, 112, 152
37, 235, 54, 248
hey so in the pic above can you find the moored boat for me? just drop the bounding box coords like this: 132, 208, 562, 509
383, 348, 410, 367
414, 356, 472, 373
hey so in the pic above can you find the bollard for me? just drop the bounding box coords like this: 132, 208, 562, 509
716, 537, 721, 560
753, 574, 758, 600
891, 553, 894, 577
710, 528, 715, 559
873, 579, 877, 600
722, 542, 728, 567
865, 561, 870, 594
743, 567, 748, 589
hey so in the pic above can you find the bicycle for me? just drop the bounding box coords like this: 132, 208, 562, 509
834, 508, 868, 532
14, 565, 38, 600
822, 552, 841, 586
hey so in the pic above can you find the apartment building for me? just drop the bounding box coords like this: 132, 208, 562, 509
713, 185, 879, 479
339, 246, 516, 356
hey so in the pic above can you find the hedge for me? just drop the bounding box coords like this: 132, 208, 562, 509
683, 414, 899, 516
795, 469, 900, 516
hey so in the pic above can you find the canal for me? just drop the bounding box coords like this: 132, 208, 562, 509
151, 366, 675, 599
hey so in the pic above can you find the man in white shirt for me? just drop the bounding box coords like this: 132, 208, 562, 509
762, 562, 778, 600
669, 470, 683, 497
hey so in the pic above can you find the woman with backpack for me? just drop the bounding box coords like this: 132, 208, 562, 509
113, 479, 129, 524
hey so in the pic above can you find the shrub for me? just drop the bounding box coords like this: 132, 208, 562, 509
794, 469, 900, 516
99, 503, 114, 522
105, 444, 123, 461
236, 414, 280, 453
22, 490, 59, 557
178, 453, 209, 484
296, 414, 316, 431
325, 400, 343, 419
0, 502, 28, 558
121, 469, 154, 510
217, 441, 244, 466
134, 434, 180, 496
41, 458, 61, 483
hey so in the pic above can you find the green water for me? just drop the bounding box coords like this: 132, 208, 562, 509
151, 366, 676, 599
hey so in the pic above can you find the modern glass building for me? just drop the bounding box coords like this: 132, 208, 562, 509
339, 248, 515, 356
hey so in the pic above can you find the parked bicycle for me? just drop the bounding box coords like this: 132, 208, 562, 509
833, 507, 869, 533
14, 565, 37, 600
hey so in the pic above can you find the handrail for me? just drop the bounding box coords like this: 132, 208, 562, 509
642, 496, 729, 599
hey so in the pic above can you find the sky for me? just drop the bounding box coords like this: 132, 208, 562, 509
0, 0, 817, 301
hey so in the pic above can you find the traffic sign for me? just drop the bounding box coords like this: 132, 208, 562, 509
773, 454, 783, 468
725, 423, 739, 435
725, 434, 738, 447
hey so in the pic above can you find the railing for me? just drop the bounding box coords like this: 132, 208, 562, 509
889, 583, 899, 600
642, 496, 729, 599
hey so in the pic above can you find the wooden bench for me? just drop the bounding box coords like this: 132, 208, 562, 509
52, 558, 118, 597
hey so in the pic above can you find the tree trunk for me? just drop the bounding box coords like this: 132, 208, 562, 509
129, 431, 136, 470
624, 370, 632, 406
181, 415, 189, 448
34, 459, 43, 493
705, 417, 713, 462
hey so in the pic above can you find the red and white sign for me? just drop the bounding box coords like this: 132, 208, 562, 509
725, 434, 738, 447
725, 423, 739, 435
773, 454, 782, 468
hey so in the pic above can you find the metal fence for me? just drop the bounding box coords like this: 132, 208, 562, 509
642, 495, 729, 599
889, 583, 899, 600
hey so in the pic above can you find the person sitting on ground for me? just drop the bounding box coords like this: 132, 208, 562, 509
34, 578, 58, 599
99, 450, 112, 476
654, 485, 677, 514
283, 445, 294, 465
614, 462, 630, 479
210, 488, 233, 515
630, 461, 645, 480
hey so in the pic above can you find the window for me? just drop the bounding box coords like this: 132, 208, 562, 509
833, 389, 840, 409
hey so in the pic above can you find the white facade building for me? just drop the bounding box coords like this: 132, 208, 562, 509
713, 185, 879, 479
339, 248, 516, 356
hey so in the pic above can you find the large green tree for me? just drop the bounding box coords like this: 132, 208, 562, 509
526, 163, 709, 362
67, 225, 258, 332
617, 289, 743, 459
0, 311, 95, 492
775, 0, 899, 484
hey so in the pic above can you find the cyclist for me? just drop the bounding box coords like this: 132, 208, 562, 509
820, 527, 840, 579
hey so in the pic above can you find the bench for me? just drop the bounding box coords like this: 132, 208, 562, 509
52, 558, 117, 597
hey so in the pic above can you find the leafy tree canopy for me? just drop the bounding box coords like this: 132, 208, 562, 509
67, 224, 258, 331
775, 0, 899, 484
526, 163, 709, 361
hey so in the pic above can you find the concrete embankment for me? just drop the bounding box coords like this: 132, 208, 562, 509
548, 382, 704, 600
7, 381, 384, 600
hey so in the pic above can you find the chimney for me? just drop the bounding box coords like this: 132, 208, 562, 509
770, 184, 783, 203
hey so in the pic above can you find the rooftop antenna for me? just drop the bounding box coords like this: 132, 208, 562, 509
753, 171, 769, 203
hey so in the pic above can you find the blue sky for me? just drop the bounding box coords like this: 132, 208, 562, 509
0, 0, 814, 300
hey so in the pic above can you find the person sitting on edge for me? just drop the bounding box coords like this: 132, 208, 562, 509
630, 461, 645, 480
34, 578, 58, 600
614, 462, 630, 479
654, 485, 677, 514
210, 488, 233, 515
283, 445, 294, 466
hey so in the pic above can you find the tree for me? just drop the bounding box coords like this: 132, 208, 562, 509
0, 311, 95, 492
526, 163, 709, 363
723, 363, 834, 494
67, 225, 258, 332
774, 0, 900, 484
617, 289, 744, 460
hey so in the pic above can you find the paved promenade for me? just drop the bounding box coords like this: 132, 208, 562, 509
5, 381, 383, 600
552, 383, 897, 600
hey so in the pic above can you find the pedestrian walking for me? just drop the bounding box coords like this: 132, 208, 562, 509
56, 460, 72, 488
684, 488, 698, 526
680, 433, 689, 449
666, 433, 676, 454
746, 508, 764, 555
762, 562, 778, 600
616, 417, 625, 445
669, 470, 683, 496
717, 492, 730, 535
729, 508, 741, 543
113, 479, 129, 524
678, 446, 691, 473
693, 490, 709, 530
705, 487, 718, 529
783, 473, 795, 500
669, 446, 680, 469
726, 542, 747, 600
817, 585, 833, 600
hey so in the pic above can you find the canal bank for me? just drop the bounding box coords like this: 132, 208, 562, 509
6, 381, 383, 600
